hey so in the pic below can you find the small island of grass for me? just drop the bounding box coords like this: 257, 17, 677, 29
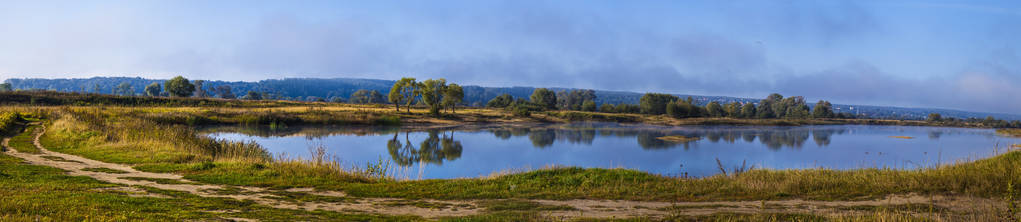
656, 135, 701, 142
997, 128, 1021, 138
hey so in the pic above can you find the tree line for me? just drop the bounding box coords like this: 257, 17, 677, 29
387, 77, 464, 115
926, 113, 1021, 128
484, 88, 847, 120
5, 76, 1020, 127
9, 77, 1017, 121
97, 76, 398, 107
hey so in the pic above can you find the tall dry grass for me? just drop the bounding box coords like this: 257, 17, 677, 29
41, 106, 393, 183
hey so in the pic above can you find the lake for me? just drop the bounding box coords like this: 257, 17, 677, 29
205, 123, 1019, 179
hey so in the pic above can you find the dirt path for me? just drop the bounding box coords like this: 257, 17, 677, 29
1, 125, 1007, 221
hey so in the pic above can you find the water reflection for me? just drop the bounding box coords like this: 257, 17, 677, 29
205, 124, 1016, 179
486, 126, 847, 150
203, 124, 858, 153
387, 131, 464, 166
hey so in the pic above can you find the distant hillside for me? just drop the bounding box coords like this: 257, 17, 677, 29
6, 77, 1020, 121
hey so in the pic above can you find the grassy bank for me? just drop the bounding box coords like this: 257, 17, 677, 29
999, 128, 1021, 138
0, 115, 418, 221
0, 152, 402, 221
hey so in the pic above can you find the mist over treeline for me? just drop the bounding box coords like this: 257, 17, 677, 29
5, 76, 1020, 121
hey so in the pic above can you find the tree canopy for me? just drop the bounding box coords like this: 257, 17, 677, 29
486, 94, 514, 108
241, 91, 263, 100
706, 101, 724, 117
812, 100, 835, 118
442, 83, 464, 113
214, 85, 235, 99
640, 93, 678, 115
388, 78, 419, 112
350, 89, 385, 104
419, 78, 448, 115
164, 76, 195, 97
530, 88, 558, 110
114, 82, 133, 96
193, 80, 208, 98
557, 89, 596, 111
0, 83, 12, 92
144, 83, 161, 97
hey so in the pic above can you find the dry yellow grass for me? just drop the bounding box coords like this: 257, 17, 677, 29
656, 135, 701, 142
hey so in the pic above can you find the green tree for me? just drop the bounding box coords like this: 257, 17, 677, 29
581, 100, 597, 112
442, 83, 464, 113
724, 102, 741, 118
114, 82, 134, 96
639, 93, 678, 115
557, 89, 596, 110
487, 94, 514, 108
599, 103, 616, 113
785, 105, 810, 119
242, 91, 263, 100
812, 100, 834, 118
665, 103, 680, 117
530, 88, 558, 110
706, 101, 724, 117
419, 79, 448, 116
164, 76, 195, 97
927, 113, 942, 122
144, 83, 161, 97
764, 93, 785, 118
756, 100, 775, 118
670, 97, 702, 118
349, 89, 374, 104
388, 77, 419, 113
778, 96, 809, 119
616, 104, 641, 114
193, 80, 208, 98
213, 85, 235, 99
740, 103, 756, 118
0, 83, 12, 92
368, 90, 385, 104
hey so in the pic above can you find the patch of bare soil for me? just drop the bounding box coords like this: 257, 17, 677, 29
0, 125, 1007, 220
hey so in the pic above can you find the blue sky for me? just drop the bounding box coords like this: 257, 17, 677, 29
1, 0, 1020, 114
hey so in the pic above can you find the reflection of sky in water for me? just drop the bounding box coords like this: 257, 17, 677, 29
208, 124, 1021, 179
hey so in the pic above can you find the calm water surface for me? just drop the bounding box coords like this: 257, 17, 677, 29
205, 123, 1019, 179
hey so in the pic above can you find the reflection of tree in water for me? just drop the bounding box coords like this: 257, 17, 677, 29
756, 130, 810, 150
742, 133, 756, 143
519, 128, 600, 148
706, 133, 721, 143
486, 125, 848, 151
440, 133, 463, 161
387, 133, 414, 166
557, 129, 596, 145
928, 131, 943, 140
810, 129, 844, 147
685, 128, 847, 150
511, 128, 531, 137
386, 131, 464, 167
492, 129, 512, 140
528, 129, 556, 148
